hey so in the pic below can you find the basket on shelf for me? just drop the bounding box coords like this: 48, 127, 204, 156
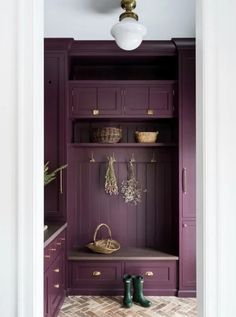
135, 131, 159, 143
86, 223, 120, 254
91, 127, 122, 144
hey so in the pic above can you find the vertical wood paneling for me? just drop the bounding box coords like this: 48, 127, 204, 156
68, 147, 175, 251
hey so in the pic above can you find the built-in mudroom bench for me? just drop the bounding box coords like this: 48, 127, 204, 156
44, 38, 196, 316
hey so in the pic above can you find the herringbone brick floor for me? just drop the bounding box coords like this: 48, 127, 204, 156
59, 296, 197, 317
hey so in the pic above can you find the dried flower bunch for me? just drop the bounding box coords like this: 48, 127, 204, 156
105, 155, 119, 195
44, 161, 68, 186
121, 158, 145, 205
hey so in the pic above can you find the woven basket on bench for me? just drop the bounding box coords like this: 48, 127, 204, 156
86, 223, 120, 254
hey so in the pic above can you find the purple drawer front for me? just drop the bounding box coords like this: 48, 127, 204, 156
70, 261, 122, 287
44, 231, 66, 272
124, 260, 177, 289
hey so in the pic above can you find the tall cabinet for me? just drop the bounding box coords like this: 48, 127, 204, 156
44, 39, 196, 305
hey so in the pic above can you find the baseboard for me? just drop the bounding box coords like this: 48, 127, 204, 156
178, 290, 196, 298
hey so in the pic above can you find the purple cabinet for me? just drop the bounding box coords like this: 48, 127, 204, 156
69, 81, 176, 118
174, 40, 196, 297
44, 230, 66, 317
124, 82, 176, 118
44, 51, 67, 221
69, 82, 122, 117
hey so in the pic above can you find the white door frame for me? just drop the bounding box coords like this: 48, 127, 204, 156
5, 0, 235, 316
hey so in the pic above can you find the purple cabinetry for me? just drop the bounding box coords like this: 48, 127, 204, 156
174, 39, 196, 297
69, 81, 176, 118
44, 47, 67, 221
44, 230, 66, 317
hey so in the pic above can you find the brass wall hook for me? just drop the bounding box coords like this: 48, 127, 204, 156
131, 152, 136, 163
90, 152, 96, 163
151, 152, 157, 163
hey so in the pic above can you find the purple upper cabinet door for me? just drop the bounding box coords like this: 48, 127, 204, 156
124, 81, 176, 118
179, 50, 196, 218
70, 84, 97, 117
179, 220, 196, 296
69, 82, 122, 117
97, 86, 122, 116
123, 85, 149, 117
149, 83, 175, 118
44, 52, 67, 221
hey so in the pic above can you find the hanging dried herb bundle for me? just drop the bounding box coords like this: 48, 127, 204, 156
121, 159, 145, 205
105, 156, 119, 195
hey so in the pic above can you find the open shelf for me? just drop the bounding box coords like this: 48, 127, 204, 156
70, 143, 178, 148
68, 247, 179, 261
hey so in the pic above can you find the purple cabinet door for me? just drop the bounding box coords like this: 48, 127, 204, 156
69, 82, 122, 117
179, 220, 196, 294
179, 51, 196, 218
124, 82, 175, 117
70, 85, 97, 117
44, 52, 66, 221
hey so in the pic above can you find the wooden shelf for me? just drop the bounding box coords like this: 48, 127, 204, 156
68, 247, 179, 261
70, 143, 177, 148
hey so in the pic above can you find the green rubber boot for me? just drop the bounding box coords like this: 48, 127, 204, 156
123, 274, 133, 308
133, 275, 151, 307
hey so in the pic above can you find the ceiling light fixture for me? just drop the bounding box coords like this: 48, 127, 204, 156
111, 0, 147, 51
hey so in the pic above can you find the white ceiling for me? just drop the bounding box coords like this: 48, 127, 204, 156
44, 0, 195, 40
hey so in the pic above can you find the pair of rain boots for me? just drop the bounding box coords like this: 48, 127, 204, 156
123, 274, 151, 308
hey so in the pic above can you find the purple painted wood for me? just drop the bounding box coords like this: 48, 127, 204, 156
67, 145, 176, 253
69, 81, 176, 119
175, 42, 196, 296
44, 51, 67, 222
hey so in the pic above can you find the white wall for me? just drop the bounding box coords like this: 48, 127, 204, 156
44, 0, 195, 40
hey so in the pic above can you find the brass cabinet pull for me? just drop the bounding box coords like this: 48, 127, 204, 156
54, 284, 60, 289
60, 237, 65, 241
145, 271, 154, 277
147, 109, 154, 115
50, 248, 56, 252
182, 167, 187, 194
183, 223, 188, 228
93, 109, 99, 116
54, 268, 60, 273
56, 242, 62, 246
44, 255, 50, 259
60, 169, 63, 194
92, 271, 101, 277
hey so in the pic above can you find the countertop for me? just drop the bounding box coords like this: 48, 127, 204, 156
44, 222, 67, 247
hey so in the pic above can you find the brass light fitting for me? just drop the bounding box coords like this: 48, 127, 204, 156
120, 0, 138, 21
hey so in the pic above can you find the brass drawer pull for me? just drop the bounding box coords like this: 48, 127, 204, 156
93, 109, 99, 116
44, 255, 50, 259
145, 271, 154, 277
54, 268, 60, 273
92, 271, 101, 277
60, 238, 65, 241
56, 242, 62, 246
147, 109, 154, 115
54, 284, 60, 289
50, 248, 56, 252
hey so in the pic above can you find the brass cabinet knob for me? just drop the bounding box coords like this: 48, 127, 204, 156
56, 242, 62, 246
183, 223, 188, 228
147, 109, 154, 115
54, 268, 60, 273
145, 271, 154, 277
93, 109, 99, 116
92, 271, 101, 277
54, 284, 60, 289
44, 255, 50, 259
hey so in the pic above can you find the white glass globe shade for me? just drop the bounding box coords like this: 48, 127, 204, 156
111, 17, 147, 51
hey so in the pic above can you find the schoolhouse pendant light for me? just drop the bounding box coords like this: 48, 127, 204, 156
111, 0, 147, 51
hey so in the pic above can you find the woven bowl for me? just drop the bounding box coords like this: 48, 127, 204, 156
92, 127, 122, 144
135, 131, 159, 143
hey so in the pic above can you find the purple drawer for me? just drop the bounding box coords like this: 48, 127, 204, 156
44, 231, 66, 272
124, 260, 177, 290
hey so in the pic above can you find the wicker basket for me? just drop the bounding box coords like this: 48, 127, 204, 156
92, 127, 122, 144
86, 223, 120, 254
135, 131, 159, 143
